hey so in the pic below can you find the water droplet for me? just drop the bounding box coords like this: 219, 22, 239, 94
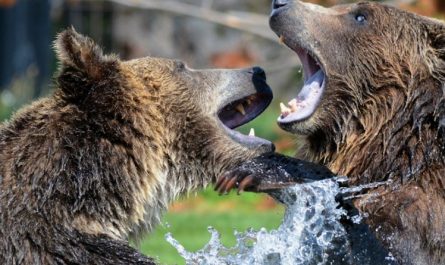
166, 180, 352, 264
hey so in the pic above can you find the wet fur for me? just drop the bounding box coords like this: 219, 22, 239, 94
281, 3, 445, 264
0, 28, 269, 264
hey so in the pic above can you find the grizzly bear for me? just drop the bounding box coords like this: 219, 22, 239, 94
216, 1, 445, 264
0, 28, 277, 264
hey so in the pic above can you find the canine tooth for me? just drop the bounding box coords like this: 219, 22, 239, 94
246, 99, 252, 106
279, 35, 285, 45
280, 102, 291, 117
280, 102, 289, 112
235, 104, 246, 115
288, 99, 298, 111
249, 128, 255, 137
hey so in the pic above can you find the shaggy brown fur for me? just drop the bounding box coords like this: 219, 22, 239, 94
219, 1, 445, 264
274, 2, 445, 264
0, 28, 273, 264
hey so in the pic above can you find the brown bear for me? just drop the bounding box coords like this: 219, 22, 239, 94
216, 1, 445, 264
0, 28, 278, 264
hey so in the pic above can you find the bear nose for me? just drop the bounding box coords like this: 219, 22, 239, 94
251, 67, 266, 80
272, 0, 289, 9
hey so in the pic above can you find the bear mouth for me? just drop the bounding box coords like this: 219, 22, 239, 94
218, 92, 273, 150
277, 46, 326, 125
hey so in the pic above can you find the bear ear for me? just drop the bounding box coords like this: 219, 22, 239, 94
54, 27, 118, 80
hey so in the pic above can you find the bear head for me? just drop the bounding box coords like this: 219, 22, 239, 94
51, 28, 274, 236
270, 0, 445, 160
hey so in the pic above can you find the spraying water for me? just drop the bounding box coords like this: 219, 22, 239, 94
166, 179, 354, 265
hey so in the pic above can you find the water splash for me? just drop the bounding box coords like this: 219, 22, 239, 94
166, 179, 351, 265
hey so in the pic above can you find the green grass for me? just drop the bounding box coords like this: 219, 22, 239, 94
139, 211, 284, 265
138, 189, 284, 265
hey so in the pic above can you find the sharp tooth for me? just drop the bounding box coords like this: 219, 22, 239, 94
280, 102, 290, 112
288, 99, 298, 111
279, 35, 285, 45
246, 99, 252, 106
249, 128, 255, 137
235, 104, 246, 115
280, 102, 291, 117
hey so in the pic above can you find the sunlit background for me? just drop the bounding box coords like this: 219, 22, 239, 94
0, 0, 443, 264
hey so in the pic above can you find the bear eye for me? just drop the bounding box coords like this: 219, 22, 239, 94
355, 14, 366, 23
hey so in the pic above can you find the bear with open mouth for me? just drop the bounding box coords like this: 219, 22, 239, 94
0, 28, 282, 265
217, 1, 445, 264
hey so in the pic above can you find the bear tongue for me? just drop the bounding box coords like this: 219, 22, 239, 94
279, 69, 324, 122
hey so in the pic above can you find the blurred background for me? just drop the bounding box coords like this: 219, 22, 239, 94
0, 0, 443, 264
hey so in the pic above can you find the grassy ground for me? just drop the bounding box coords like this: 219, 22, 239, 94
138, 189, 285, 265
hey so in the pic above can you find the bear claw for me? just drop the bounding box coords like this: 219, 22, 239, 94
215, 152, 334, 195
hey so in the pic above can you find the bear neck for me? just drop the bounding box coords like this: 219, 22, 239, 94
302, 78, 444, 186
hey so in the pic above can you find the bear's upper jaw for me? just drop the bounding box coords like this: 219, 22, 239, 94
218, 93, 269, 129
218, 92, 273, 150
277, 45, 326, 125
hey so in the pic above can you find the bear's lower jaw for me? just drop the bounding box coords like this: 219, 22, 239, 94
278, 68, 325, 124
223, 126, 274, 152
275, 34, 326, 129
